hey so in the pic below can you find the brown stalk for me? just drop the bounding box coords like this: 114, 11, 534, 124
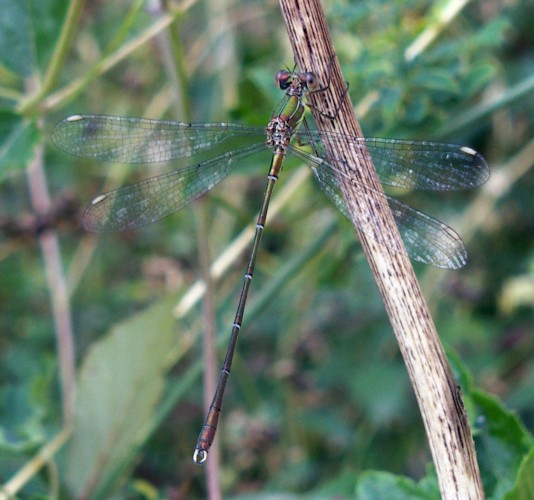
278, 0, 484, 497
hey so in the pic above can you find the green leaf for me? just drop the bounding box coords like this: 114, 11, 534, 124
404, 94, 429, 124
0, 63, 22, 87
310, 469, 358, 496
462, 63, 497, 97
504, 447, 534, 500
0, 0, 33, 77
27, 0, 69, 73
473, 389, 534, 497
0, 0, 68, 79
0, 112, 39, 177
379, 86, 404, 128
410, 69, 458, 95
355, 470, 438, 499
474, 17, 511, 49
347, 362, 409, 425
62, 295, 179, 499
0, 424, 43, 454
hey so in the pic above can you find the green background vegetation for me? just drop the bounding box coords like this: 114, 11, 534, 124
1, 0, 534, 498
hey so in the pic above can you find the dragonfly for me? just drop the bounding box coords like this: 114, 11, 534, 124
52, 66, 489, 464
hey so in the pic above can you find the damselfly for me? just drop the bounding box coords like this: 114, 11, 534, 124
52, 66, 489, 463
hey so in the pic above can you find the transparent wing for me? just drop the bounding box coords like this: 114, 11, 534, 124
289, 146, 467, 269
293, 130, 489, 191
83, 144, 265, 233
52, 114, 265, 164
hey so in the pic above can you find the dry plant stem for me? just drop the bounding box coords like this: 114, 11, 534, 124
196, 203, 221, 500
278, 0, 483, 498
26, 140, 76, 426
158, 3, 221, 494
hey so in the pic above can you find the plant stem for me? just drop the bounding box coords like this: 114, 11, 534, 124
158, 1, 221, 495
41, 10, 182, 112
2, 427, 72, 497
18, 0, 86, 115
26, 127, 76, 426
278, 0, 484, 497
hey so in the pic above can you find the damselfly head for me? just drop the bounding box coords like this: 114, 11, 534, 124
274, 70, 292, 90
301, 71, 318, 90
275, 69, 319, 92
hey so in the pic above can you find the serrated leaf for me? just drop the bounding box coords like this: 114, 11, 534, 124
0, 112, 40, 177
63, 295, 179, 499
473, 389, 534, 497
504, 446, 534, 500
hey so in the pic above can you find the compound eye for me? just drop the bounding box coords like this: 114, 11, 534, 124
275, 70, 291, 90
304, 72, 318, 90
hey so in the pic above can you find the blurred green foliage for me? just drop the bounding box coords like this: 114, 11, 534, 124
1, 0, 534, 498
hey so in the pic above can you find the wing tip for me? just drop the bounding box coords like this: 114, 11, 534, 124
460, 146, 490, 186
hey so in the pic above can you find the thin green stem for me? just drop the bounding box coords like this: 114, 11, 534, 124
151, 205, 339, 433
104, 0, 146, 55
158, 1, 221, 491
423, 137, 534, 298
2, 427, 73, 497
173, 169, 312, 319
162, 0, 192, 120
18, 0, 86, 115
41, 10, 183, 112
0, 86, 23, 101
248, 218, 338, 316
404, 0, 471, 62
437, 73, 534, 138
